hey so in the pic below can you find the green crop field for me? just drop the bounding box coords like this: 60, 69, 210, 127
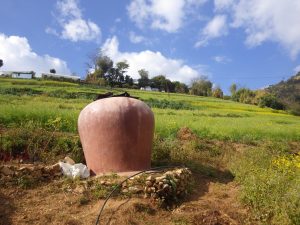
0, 77, 299, 224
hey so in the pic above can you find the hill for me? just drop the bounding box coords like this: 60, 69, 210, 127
266, 72, 300, 114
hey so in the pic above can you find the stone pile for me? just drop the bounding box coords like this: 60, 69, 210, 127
144, 168, 192, 202
0, 163, 62, 181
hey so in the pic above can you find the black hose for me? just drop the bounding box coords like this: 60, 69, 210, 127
94, 165, 182, 225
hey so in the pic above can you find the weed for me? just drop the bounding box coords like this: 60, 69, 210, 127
230, 144, 300, 225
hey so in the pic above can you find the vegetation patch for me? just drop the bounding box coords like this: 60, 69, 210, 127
144, 98, 195, 110
231, 143, 300, 225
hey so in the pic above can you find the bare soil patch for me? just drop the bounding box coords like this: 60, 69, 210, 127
0, 170, 251, 225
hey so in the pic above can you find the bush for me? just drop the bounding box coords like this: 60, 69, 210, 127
259, 94, 285, 110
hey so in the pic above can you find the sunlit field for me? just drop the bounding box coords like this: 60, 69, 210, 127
1, 77, 300, 224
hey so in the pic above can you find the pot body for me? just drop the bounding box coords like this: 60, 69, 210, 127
78, 97, 154, 175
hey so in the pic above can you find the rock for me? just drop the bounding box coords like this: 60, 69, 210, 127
145, 180, 153, 187
1, 166, 14, 176
128, 186, 143, 194
64, 156, 75, 165
146, 175, 155, 182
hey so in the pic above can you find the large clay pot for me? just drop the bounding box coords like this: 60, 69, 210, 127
78, 97, 154, 175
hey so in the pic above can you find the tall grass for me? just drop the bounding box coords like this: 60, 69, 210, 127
231, 143, 300, 224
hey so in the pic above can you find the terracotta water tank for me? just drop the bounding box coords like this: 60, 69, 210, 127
78, 97, 154, 175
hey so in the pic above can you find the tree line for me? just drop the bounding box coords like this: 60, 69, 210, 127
0, 55, 285, 110
84, 53, 284, 110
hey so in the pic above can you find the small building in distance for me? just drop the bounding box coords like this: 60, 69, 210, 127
140, 86, 159, 91
0, 71, 35, 79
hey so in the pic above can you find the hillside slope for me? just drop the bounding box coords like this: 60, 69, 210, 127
266, 72, 300, 114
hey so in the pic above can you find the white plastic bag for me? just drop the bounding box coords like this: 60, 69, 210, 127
59, 162, 90, 179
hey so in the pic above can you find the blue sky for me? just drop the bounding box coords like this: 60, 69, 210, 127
1, 0, 300, 94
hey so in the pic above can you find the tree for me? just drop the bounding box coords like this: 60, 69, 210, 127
232, 88, 255, 104
151, 75, 168, 91
212, 86, 223, 98
103, 61, 130, 87
138, 69, 150, 88
173, 81, 188, 93
230, 83, 237, 96
258, 94, 285, 110
125, 75, 134, 86
190, 78, 213, 96
0, 59, 3, 68
50, 69, 56, 74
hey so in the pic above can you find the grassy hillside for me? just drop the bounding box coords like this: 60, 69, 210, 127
1, 77, 299, 142
0, 77, 299, 224
267, 72, 300, 115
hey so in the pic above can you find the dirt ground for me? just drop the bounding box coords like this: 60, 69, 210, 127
0, 170, 252, 225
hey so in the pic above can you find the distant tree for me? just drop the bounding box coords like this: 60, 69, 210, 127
173, 81, 189, 93
50, 69, 56, 74
151, 75, 168, 91
115, 61, 129, 85
86, 52, 114, 86
230, 83, 237, 96
233, 88, 256, 104
125, 75, 134, 86
96, 55, 113, 78
138, 69, 150, 88
103, 61, 130, 88
0, 59, 3, 68
212, 86, 224, 98
190, 78, 213, 96
258, 94, 285, 110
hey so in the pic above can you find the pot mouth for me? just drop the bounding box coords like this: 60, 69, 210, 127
94, 92, 139, 101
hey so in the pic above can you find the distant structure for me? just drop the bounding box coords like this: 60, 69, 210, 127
140, 86, 159, 92
0, 71, 35, 79
41, 72, 80, 81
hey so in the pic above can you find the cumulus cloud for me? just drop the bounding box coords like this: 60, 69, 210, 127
195, 15, 227, 47
101, 36, 205, 83
47, 0, 101, 42
127, 0, 207, 33
218, 0, 300, 58
129, 31, 150, 44
293, 65, 300, 73
213, 55, 231, 63
0, 33, 70, 75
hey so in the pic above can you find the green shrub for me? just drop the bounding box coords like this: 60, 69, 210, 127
258, 94, 285, 110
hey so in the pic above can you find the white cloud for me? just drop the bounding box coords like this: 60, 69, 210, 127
0, 33, 70, 75
213, 55, 231, 63
294, 65, 300, 73
127, 0, 207, 33
228, 0, 300, 58
48, 0, 101, 42
101, 36, 205, 83
61, 19, 100, 42
195, 14, 227, 47
129, 31, 149, 44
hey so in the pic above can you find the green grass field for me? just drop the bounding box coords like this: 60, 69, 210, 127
0, 77, 299, 224
1, 77, 299, 142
